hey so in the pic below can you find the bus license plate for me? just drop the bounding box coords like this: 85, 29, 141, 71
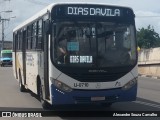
91, 97, 105, 101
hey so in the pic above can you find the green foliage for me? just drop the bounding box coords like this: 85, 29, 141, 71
137, 25, 160, 49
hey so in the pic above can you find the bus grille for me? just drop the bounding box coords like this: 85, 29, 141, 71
69, 72, 126, 82
3, 60, 10, 63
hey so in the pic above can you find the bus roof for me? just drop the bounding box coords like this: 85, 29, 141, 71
13, 3, 54, 32
1, 50, 12, 53
13, 2, 133, 32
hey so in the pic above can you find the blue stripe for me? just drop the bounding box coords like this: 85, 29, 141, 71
51, 84, 137, 105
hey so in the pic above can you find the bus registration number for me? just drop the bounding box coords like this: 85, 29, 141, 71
74, 83, 89, 88
91, 97, 105, 101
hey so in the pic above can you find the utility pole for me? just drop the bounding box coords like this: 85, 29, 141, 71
0, 0, 12, 50
0, 11, 12, 50
1, 18, 10, 50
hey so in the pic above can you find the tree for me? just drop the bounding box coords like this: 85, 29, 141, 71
137, 25, 160, 49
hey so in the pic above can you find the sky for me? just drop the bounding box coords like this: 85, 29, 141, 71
1, 0, 160, 41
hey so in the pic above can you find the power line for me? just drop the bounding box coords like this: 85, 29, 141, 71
25, 0, 49, 6
0, 0, 13, 50
136, 16, 160, 18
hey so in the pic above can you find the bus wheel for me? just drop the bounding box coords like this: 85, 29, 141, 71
38, 82, 51, 109
19, 71, 26, 92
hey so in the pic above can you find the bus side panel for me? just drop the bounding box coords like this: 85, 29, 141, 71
25, 51, 39, 94
37, 51, 45, 94
16, 52, 23, 82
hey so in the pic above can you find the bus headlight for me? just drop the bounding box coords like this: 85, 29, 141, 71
51, 78, 72, 92
122, 77, 138, 90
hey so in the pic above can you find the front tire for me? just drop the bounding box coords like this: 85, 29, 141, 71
37, 81, 51, 109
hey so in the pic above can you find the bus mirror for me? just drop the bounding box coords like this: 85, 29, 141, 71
44, 20, 51, 34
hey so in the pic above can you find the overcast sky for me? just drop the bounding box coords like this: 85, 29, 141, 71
1, 0, 160, 41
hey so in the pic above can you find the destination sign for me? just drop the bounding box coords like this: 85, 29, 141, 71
70, 56, 93, 64
52, 5, 134, 22
67, 7, 121, 17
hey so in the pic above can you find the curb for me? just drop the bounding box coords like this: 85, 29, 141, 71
138, 74, 160, 80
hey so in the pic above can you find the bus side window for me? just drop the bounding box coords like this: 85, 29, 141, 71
37, 19, 43, 50
20, 31, 23, 50
26, 27, 28, 49
13, 33, 15, 51
17, 31, 21, 50
32, 22, 37, 50
27, 25, 32, 50
15, 33, 18, 50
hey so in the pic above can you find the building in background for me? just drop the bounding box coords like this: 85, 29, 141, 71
0, 41, 12, 51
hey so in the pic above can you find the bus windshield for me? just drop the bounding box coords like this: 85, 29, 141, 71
53, 21, 136, 68
2, 53, 12, 58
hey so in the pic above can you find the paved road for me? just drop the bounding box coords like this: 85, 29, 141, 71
0, 67, 160, 120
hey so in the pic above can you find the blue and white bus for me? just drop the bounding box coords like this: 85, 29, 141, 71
13, 2, 138, 109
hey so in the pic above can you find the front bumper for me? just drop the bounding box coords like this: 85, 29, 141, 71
0, 60, 12, 65
51, 83, 137, 105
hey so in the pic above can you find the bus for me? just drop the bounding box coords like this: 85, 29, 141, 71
0, 49, 12, 67
13, 2, 138, 109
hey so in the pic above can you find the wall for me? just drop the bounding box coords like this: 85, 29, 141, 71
138, 47, 160, 77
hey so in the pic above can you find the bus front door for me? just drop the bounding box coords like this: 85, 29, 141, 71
43, 20, 50, 101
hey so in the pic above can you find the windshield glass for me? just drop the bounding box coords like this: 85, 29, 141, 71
2, 53, 12, 58
53, 21, 136, 68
